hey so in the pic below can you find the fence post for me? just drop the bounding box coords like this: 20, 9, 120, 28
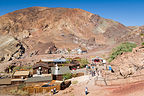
103, 78, 107, 86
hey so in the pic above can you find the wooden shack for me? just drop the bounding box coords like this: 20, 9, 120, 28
0, 78, 11, 86
33, 62, 51, 74
11, 78, 26, 85
26, 76, 52, 85
81, 47, 87, 53
13, 71, 30, 79
23, 80, 71, 94
51, 66, 71, 80
23, 80, 60, 94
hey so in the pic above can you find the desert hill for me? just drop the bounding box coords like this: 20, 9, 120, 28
0, 7, 140, 62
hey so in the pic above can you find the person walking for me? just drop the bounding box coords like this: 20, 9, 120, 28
53, 88, 56, 94
85, 87, 88, 95
51, 89, 54, 95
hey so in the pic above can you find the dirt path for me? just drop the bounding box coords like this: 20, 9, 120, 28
53, 74, 144, 96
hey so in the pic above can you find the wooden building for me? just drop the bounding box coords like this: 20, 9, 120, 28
25, 76, 52, 85
0, 78, 11, 86
33, 58, 79, 75
11, 79, 26, 85
51, 66, 71, 81
13, 71, 30, 79
33, 63, 51, 74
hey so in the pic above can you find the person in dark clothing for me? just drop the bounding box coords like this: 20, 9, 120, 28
53, 88, 56, 94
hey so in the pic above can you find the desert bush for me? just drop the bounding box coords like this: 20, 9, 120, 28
65, 58, 72, 64
72, 80, 78, 84
10, 89, 17, 94
18, 83, 26, 90
17, 90, 29, 96
13, 65, 32, 72
72, 73, 77, 77
13, 66, 21, 71
78, 58, 89, 68
10, 89, 29, 96
63, 73, 72, 80
108, 42, 137, 62
22, 65, 32, 70
142, 42, 144, 46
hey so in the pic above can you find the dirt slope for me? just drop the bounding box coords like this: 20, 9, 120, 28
111, 46, 144, 78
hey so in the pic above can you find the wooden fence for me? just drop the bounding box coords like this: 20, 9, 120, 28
23, 80, 71, 94
23, 85, 60, 94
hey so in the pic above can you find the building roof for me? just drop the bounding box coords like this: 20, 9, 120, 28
40, 59, 54, 62
73, 57, 81, 60
26, 76, 52, 83
0, 78, 11, 85
11, 78, 27, 81
51, 66, 71, 75
33, 63, 50, 69
13, 71, 30, 76
40, 58, 67, 63
81, 47, 87, 52
53, 58, 67, 63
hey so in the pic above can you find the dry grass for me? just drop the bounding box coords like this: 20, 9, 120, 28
72, 80, 78, 85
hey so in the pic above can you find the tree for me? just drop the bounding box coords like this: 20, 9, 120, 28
67, 48, 71, 58
140, 33, 144, 43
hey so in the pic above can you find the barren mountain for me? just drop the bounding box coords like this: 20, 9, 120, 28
0, 7, 133, 61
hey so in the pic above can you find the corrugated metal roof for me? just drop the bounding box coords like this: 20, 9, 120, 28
40, 58, 67, 63
51, 66, 71, 75
26, 76, 52, 83
53, 58, 67, 62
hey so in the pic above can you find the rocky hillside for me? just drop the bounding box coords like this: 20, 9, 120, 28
117, 26, 144, 44
0, 35, 25, 62
0, 7, 135, 62
111, 46, 144, 78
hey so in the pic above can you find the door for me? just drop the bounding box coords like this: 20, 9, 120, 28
53, 75, 56, 80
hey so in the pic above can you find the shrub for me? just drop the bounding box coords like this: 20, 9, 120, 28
72, 80, 78, 84
65, 58, 72, 64
18, 83, 26, 90
108, 42, 137, 62
72, 73, 77, 77
17, 90, 29, 96
10, 89, 17, 94
63, 73, 72, 80
13, 65, 32, 72
78, 58, 89, 68
13, 66, 21, 71
10, 89, 29, 96
142, 42, 144, 46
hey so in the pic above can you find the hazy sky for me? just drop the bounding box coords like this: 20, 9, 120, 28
0, 0, 143, 26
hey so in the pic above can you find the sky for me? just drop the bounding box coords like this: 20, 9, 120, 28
0, 0, 144, 26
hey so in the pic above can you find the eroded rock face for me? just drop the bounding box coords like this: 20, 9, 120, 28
0, 35, 25, 62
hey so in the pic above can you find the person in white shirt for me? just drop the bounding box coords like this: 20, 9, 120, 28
85, 87, 88, 95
